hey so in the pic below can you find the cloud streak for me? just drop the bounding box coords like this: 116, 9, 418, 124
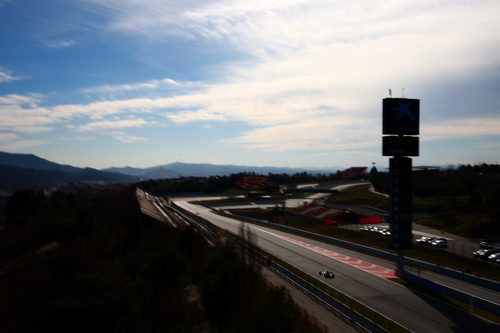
46, 39, 77, 48
0, 70, 24, 83
80, 78, 181, 94
76, 118, 149, 131
0, 139, 47, 151
111, 131, 146, 143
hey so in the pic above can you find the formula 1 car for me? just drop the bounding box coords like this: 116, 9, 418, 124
319, 270, 335, 279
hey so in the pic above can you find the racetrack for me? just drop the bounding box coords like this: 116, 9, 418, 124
173, 198, 499, 332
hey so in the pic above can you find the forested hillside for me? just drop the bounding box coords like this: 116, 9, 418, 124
370, 164, 500, 237
0, 187, 321, 332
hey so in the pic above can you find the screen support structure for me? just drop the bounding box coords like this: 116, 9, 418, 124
382, 97, 419, 275
389, 153, 412, 272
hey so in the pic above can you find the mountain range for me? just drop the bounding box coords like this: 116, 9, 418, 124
103, 162, 339, 179
0, 152, 139, 191
0, 151, 341, 191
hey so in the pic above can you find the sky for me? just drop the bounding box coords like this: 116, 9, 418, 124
1, 0, 500, 170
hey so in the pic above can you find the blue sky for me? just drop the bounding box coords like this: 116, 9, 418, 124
1, 0, 500, 169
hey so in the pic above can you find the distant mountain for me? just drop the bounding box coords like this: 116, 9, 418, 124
0, 151, 342, 190
0, 152, 139, 190
105, 165, 181, 179
0, 151, 81, 173
104, 162, 340, 179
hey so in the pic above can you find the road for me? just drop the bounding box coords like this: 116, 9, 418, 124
172, 197, 499, 332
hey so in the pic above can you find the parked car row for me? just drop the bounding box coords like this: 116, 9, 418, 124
479, 236, 500, 250
474, 236, 500, 264
473, 248, 500, 264
359, 225, 390, 237
415, 236, 448, 248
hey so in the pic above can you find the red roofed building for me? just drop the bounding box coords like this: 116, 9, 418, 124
333, 167, 368, 179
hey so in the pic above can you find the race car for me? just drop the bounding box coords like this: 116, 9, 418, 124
319, 270, 335, 279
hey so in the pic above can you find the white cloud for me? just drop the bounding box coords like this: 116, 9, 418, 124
111, 131, 146, 143
87, 1, 500, 67
0, 139, 47, 151
77, 118, 149, 131
229, 115, 500, 153
227, 115, 379, 152
12, 126, 54, 134
423, 116, 500, 141
2, 75, 499, 155
0, 70, 24, 83
0, 92, 161, 136
45, 98, 156, 121
166, 108, 228, 123
80, 78, 181, 94
0, 102, 54, 131
46, 39, 77, 48
0, 94, 42, 107
0, 132, 18, 142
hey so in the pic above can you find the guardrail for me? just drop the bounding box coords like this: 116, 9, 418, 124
170, 201, 404, 332
220, 210, 500, 292
172, 201, 500, 321
225, 233, 394, 333
169, 203, 221, 245
215, 210, 500, 316
397, 270, 500, 316
401, 256, 500, 291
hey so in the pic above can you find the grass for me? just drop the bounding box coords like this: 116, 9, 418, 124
326, 184, 500, 238
197, 183, 500, 280
226, 208, 500, 281
418, 212, 498, 238
219, 210, 500, 324
228, 231, 411, 333
326, 184, 389, 210
197, 193, 284, 206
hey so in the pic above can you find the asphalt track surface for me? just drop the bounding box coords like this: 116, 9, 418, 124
173, 199, 499, 333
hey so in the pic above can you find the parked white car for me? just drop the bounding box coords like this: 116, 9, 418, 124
430, 238, 447, 248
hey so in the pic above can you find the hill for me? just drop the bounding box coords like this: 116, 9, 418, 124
0, 151, 80, 173
0, 152, 138, 190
